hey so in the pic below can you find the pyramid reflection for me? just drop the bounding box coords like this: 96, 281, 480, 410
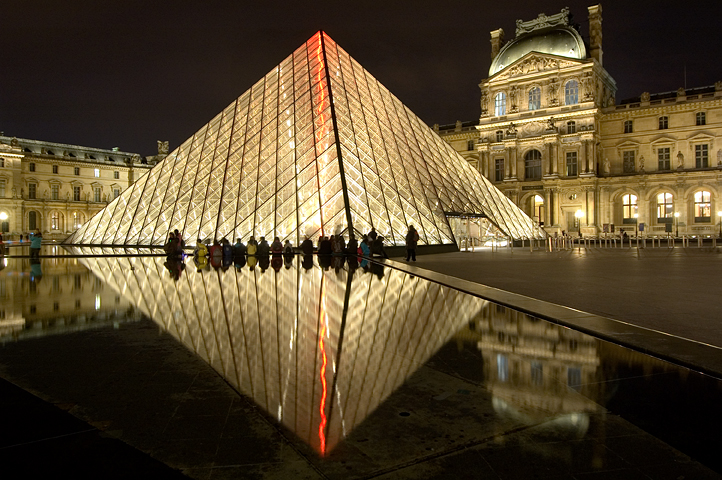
77, 253, 484, 454
65, 32, 544, 247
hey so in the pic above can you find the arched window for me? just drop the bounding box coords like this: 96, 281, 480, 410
694, 191, 711, 222
622, 194, 638, 223
657, 193, 674, 222
51, 212, 62, 230
494, 92, 506, 116
567, 121, 576, 134
524, 150, 542, 180
528, 87, 541, 110
73, 212, 85, 229
28, 211, 38, 231
564, 80, 579, 105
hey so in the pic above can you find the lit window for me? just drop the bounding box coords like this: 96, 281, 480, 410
566, 151, 578, 177
494, 92, 506, 116
564, 80, 579, 105
659, 116, 668, 129
694, 191, 711, 222
623, 151, 635, 173
495, 130, 504, 142
51, 184, 59, 200
73, 186, 81, 201
567, 121, 576, 134
524, 149, 542, 180
657, 147, 671, 170
657, 193, 674, 221
494, 158, 504, 182
73, 212, 84, 229
51, 212, 60, 230
623, 194, 638, 223
74, 167, 80, 175
0, 179, 5, 198
0, 158, 4, 167
623, 120, 633, 133
114, 171, 119, 179
28, 183, 37, 199
695, 144, 709, 168
29, 162, 35, 172
94, 168, 100, 178
528, 87, 541, 110
94, 187, 101, 202
696, 112, 706, 126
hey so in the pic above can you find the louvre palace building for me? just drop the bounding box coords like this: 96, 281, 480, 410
0, 136, 164, 240
438, 4, 722, 238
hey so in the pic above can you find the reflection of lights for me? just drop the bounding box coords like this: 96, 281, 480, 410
318, 275, 329, 455
95, 295, 101, 310
0, 212, 8, 220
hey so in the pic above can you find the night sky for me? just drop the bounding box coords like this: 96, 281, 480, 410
3, 1, 721, 155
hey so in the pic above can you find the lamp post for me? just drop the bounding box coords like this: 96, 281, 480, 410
633, 213, 639, 238
718, 211, 722, 238
674, 211, 680, 237
575, 209, 584, 236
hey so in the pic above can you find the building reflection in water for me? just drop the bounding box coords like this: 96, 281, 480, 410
37, 249, 684, 458
75, 251, 486, 455
0, 255, 139, 341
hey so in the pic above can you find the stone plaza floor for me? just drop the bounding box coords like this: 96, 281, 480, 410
0, 247, 721, 479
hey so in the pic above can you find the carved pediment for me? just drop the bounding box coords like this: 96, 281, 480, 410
495, 54, 583, 80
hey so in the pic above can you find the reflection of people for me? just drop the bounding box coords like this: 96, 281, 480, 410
258, 255, 270, 272
0, 232, 5, 257
30, 258, 43, 280
271, 236, 283, 254
194, 238, 208, 257
302, 254, 314, 270
30, 230, 42, 259
405, 226, 419, 261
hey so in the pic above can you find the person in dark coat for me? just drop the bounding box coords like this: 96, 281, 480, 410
346, 234, 358, 255
257, 236, 270, 256
318, 236, 333, 255
372, 236, 389, 259
405, 226, 419, 261
301, 236, 314, 255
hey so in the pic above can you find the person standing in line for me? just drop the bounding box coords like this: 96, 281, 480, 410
405, 226, 419, 261
271, 236, 283, 254
247, 236, 258, 256
372, 235, 389, 259
257, 236, 270, 256
368, 227, 377, 242
346, 234, 357, 255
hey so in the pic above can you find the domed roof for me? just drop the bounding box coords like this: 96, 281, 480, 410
489, 26, 586, 76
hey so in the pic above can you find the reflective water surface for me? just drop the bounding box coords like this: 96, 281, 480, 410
1, 251, 721, 478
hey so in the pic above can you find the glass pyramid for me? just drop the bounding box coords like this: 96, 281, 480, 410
65, 32, 544, 247
74, 251, 486, 455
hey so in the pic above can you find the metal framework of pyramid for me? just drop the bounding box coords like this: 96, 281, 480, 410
76, 252, 486, 454
65, 32, 544, 247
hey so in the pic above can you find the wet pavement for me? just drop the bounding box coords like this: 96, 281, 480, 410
1, 250, 721, 479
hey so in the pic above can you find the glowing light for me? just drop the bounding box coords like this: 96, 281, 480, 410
318, 275, 329, 455
0, 212, 7, 220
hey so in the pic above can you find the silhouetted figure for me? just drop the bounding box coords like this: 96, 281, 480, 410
318, 253, 332, 270
346, 234, 357, 255
271, 255, 283, 272
368, 227, 377, 241
405, 226, 419, 261
271, 236, 283, 254
258, 236, 270, 256
258, 254, 270, 271
222, 238, 233, 259
234, 254, 247, 270
372, 236, 389, 259
318, 236, 332, 255
300, 236, 314, 255
233, 238, 246, 256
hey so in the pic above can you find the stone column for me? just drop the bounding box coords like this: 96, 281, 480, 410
510, 145, 518, 179
544, 189, 552, 226
552, 188, 560, 226
580, 141, 588, 174
552, 141, 559, 175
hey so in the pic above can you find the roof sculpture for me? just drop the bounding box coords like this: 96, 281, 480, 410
65, 32, 544, 247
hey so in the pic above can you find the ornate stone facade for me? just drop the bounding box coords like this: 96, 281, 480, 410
438, 4, 722, 238
0, 136, 163, 240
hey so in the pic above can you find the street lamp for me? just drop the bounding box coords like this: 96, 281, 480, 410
718, 211, 722, 238
0, 212, 7, 221
674, 211, 680, 237
634, 213, 639, 238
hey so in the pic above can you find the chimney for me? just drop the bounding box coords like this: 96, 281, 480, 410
588, 4, 603, 65
490, 28, 505, 62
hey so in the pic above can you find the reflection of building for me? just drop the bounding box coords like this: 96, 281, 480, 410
65, 32, 544, 249
0, 256, 138, 341
77, 253, 484, 455
0, 135, 164, 240
438, 5, 722, 237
